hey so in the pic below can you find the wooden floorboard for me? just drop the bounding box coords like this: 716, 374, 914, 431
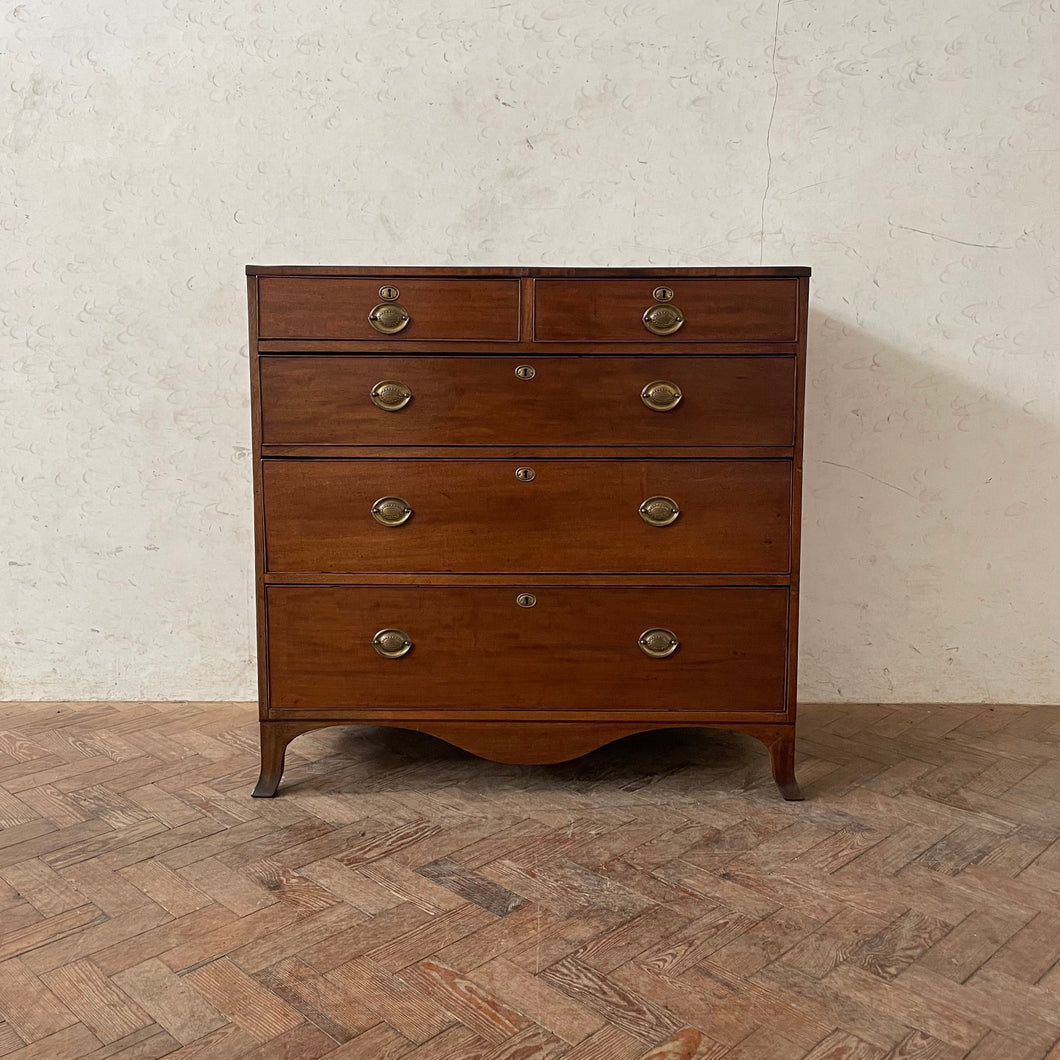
0, 701, 1056, 1058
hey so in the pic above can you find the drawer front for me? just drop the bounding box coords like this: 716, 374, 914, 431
258, 278, 520, 341
534, 278, 798, 343
263, 458, 791, 574
266, 586, 788, 712
259, 355, 796, 447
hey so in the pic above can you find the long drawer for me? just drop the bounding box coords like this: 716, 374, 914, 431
266, 586, 789, 712
259, 356, 796, 447
262, 458, 792, 574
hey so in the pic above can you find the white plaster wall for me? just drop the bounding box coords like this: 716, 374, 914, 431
2, 1, 1057, 703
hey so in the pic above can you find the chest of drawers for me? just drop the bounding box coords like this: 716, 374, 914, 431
247, 266, 809, 800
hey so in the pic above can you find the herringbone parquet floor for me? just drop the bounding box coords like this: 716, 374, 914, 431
0, 701, 1057, 1060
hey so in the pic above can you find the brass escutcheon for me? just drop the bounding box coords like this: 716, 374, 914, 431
516, 593, 537, 608
378, 285, 400, 302
643, 303, 685, 336
373, 628, 412, 658
515, 466, 536, 482
639, 628, 680, 658
368, 302, 410, 334
639, 495, 680, 527
371, 496, 413, 526
370, 380, 412, 411
641, 380, 683, 412
652, 286, 674, 303
514, 364, 536, 380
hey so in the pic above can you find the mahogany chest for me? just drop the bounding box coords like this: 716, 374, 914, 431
246, 266, 809, 799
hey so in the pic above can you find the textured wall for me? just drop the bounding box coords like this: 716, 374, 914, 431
3, 1, 1057, 703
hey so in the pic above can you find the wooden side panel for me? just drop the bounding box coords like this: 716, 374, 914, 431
262, 458, 792, 575
266, 586, 789, 713
247, 276, 269, 721
258, 356, 796, 448
786, 275, 811, 718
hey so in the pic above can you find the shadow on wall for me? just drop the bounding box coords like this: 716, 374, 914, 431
798, 309, 1058, 703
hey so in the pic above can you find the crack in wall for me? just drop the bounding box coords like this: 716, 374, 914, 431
759, 0, 783, 266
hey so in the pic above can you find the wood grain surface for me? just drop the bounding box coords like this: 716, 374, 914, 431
258, 355, 796, 448
261, 459, 792, 575
258, 278, 521, 342
247, 266, 812, 277
533, 279, 798, 343
264, 586, 789, 713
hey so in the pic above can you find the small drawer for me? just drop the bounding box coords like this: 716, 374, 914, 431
259, 355, 796, 447
266, 585, 789, 712
533, 278, 798, 343
263, 458, 792, 574
258, 277, 520, 341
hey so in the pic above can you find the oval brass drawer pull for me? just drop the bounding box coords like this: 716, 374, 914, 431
371, 496, 413, 526
642, 302, 684, 336
639, 628, 679, 658
373, 628, 412, 658
368, 302, 411, 334
641, 380, 682, 412
370, 380, 412, 411
638, 495, 680, 527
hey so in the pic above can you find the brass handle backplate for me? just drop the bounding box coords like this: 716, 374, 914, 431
639, 628, 680, 658
373, 628, 412, 658
643, 302, 685, 336
368, 302, 411, 334
641, 380, 683, 412
639, 495, 680, 526
370, 380, 412, 411
371, 496, 413, 526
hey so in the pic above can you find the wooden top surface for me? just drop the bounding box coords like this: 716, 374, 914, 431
246, 265, 811, 277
